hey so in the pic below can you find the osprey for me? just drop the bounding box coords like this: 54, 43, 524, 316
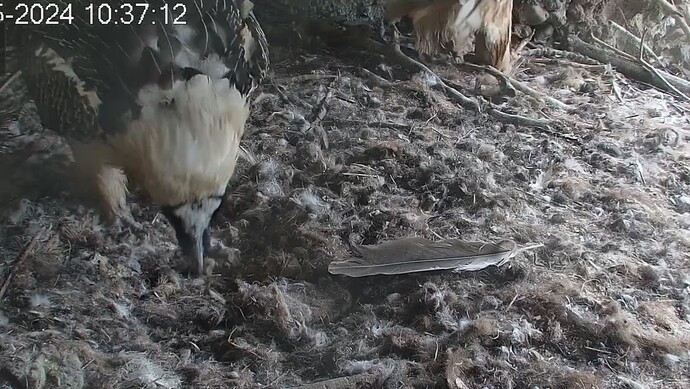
5, 0, 269, 275
385, 0, 513, 72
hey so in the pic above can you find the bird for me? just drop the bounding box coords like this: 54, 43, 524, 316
4, 0, 270, 276
384, 0, 514, 72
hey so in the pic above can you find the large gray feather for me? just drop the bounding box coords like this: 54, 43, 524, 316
329, 238, 521, 277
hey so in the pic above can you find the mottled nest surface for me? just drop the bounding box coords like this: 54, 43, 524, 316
1, 41, 690, 389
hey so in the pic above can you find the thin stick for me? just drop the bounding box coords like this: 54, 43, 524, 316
0, 71, 22, 96
640, 57, 690, 101
487, 104, 582, 144
310, 80, 336, 126
569, 36, 690, 99
0, 232, 42, 300
323, 118, 411, 130
590, 33, 637, 62
638, 31, 690, 102
275, 74, 337, 84
652, 0, 690, 45
486, 104, 552, 129
355, 34, 567, 135
609, 21, 662, 65
522, 47, 601, 65
356, 67, 395, 88
463, 63, 572, 111
388, 39, 571, 133
392, 42, 480, 111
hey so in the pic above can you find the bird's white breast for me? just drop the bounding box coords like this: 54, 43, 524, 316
112, 74, 249, 206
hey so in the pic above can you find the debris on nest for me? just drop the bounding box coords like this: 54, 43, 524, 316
2, 22, 690, 387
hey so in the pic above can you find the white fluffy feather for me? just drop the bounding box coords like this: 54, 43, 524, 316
112, 75, 249, 206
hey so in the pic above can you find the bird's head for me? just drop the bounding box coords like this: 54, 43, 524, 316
160, 193, 225, 276
111, 74, 249, 276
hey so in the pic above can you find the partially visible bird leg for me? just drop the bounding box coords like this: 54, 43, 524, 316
375, 21, 400, 46
69, 141, 142, 232
473, 0, 514, 73
388, 29, 481, 111
96, 166, 143, 232
475, 28, 512, 73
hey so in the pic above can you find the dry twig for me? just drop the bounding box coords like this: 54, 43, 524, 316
609, 21, 663, 65
323, 118, 411, 130
390, 42, 480, 111
381, 36, 571, 134
0, 71, 22, 96
569, 36, 690, 100
521, 48, 601, 65
356, 67, 395, 88
275, 74, 337, 84
652, 0, 690, 45
462, 63, 573, 111
0, 232, 43, 300
527, 57, 608, 70
310, 79, 336, 125
590, 33, 637, 62
486, 104, 581, 144
333, 32, 571, 136
486, 105, 553, 130
637, 31, 690, 102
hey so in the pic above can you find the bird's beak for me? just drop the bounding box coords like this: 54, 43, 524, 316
191, 231, 205, 276
160, 196, 223, 277
162, 212, 211, 276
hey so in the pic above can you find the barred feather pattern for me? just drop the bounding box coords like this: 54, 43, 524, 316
385, 0, 513, 72
6, 0, 269, 142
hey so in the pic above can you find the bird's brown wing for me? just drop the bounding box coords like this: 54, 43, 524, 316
6, 0, 269, 142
